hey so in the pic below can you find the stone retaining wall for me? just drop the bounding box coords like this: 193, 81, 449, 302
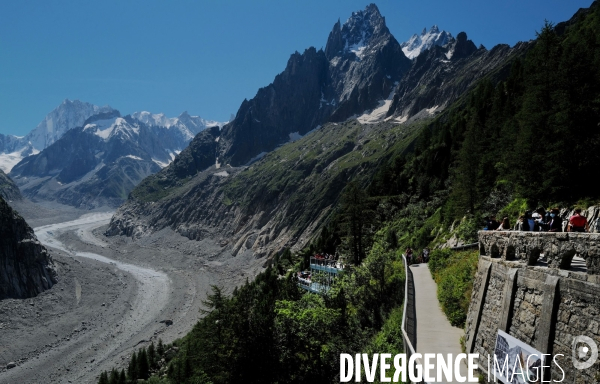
466, 231, 600, 382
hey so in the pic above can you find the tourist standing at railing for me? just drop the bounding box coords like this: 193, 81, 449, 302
533, 209, 547, 231
515, 211, 538, 231
485, 215, 500, 230
406, 247, 413, 264
496, 217, 511, 231
526, 211, 537, 231
514, 215, 526, 231
567, 208, 589, 232
547, 208, 563, 232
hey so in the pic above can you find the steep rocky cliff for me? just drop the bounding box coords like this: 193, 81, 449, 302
217, 4, 411, 167
0, 169, 21, 201
386, 32, 531, 121
323, 4, 412, 122
0, 196, 57, 299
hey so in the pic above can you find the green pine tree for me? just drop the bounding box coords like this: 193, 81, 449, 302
339, 181, 372, 264
108, 368, 118, 384
118, 369, 126, 384
98, 371, 108, 384
148, 341, 156, 368
127, 351, 138, 382
137, 347, 150, 380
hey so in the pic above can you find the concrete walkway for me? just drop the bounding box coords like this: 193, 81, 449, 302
410, 262, 468, 383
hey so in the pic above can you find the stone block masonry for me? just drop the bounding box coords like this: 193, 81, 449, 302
479, 231, 600, 274
465, 231, 600, 383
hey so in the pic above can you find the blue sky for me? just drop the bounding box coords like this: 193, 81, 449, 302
0, 0, 593, 136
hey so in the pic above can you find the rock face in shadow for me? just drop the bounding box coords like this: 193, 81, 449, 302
386, 32, 531, 121
0, 196, 57, 299
0, 169, 21, 201
324, 4, 411, 122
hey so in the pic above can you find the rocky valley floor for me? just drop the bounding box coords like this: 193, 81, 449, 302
0, 200, 265, 384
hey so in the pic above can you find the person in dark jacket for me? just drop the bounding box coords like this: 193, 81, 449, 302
486, 215, 500, 230
533, 209, 547, 231
547, 208, 562, 232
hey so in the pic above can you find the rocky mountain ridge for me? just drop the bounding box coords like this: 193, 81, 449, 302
387, 32, 531, 121
131, 110, 222, 143
0, 196, 57, 299
9, 111, 221, 208
401, 25, 454, 59
216, 4, 412, 167
0, 100, 116, 173
106, 2, 540, 256
108, 119, 423, 261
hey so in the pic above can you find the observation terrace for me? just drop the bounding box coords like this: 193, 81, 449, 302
297, 257, 344, 294
478, 231, 600, 274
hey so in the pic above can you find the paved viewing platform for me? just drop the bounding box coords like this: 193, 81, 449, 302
297, 256, 344, 293
411, 262, 467, 383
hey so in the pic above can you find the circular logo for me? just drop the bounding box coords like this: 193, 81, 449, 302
572, 335, 598, 370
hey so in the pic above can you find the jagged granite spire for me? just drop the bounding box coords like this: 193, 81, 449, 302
324, 3, 411, 121
325, 3, 389, 60
154, 4, 411, 169
325, 19, 343, 59
446, 32, 478, 59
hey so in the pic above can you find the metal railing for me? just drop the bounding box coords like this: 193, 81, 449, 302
451, 242, 479, 251
310, 257, 343, 269
401, 254, 427, 384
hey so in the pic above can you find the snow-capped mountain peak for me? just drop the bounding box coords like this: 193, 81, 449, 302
0, 100, 116, 172
401, 25, 453, 59
84, 117, 138, 141
132, 111, 222, 129
131, 111, 173, 128
28, 99, 116, 150
131, 110, 225, 142
325, 3, 390, 61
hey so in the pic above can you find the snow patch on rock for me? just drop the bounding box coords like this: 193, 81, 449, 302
357, 88, 396, 124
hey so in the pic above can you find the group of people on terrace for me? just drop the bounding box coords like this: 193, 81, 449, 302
485, 208, 599, 233
297, 253, 344, 285
297, 270, 312, 285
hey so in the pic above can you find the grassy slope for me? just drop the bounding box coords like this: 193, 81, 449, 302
221, 119, 429, 235
123, 117, 430, 245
